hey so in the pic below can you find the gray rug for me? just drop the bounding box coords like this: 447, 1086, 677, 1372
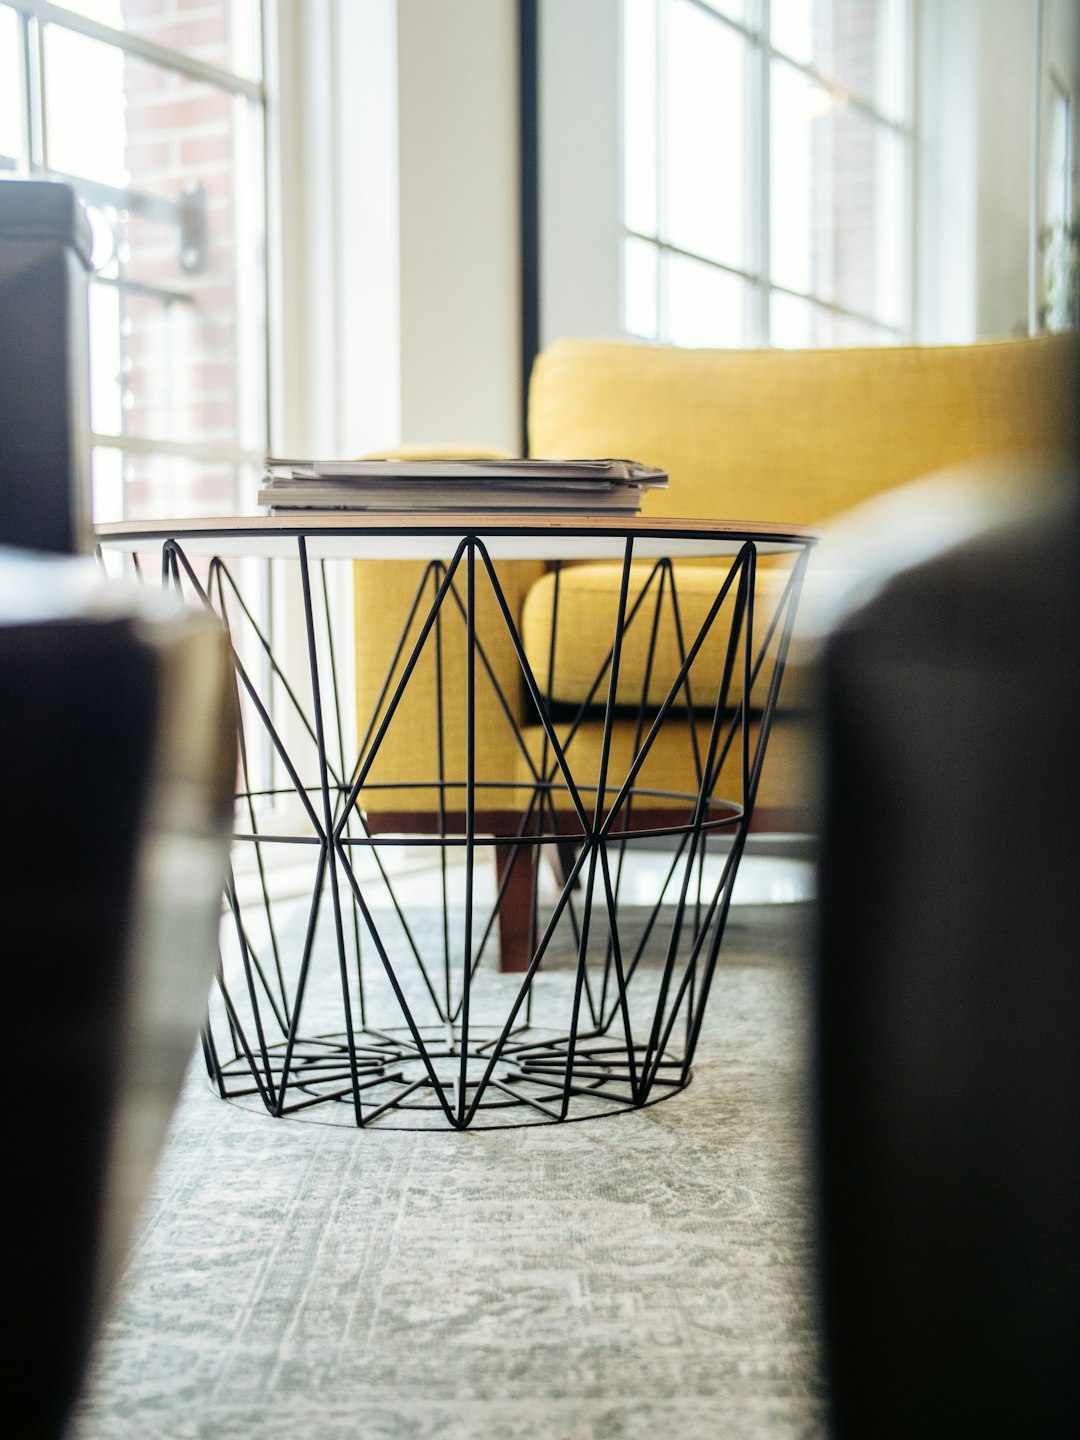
67, 903, 827, 1440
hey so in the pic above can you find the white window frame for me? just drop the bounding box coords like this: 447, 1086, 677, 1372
2, 0, 270, 515
621, 0, 917, 347
537, 0, 917, 351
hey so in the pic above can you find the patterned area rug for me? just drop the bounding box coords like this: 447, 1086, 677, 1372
67, 902, 827, 1440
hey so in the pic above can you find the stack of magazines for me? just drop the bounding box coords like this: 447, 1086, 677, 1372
258, 457, 668, 514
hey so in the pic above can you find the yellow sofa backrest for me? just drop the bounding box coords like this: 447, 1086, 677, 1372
528, 335, 1077, 526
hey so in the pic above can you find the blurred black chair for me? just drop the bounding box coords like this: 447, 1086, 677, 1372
0, 178, 93, 555
2, 180, 236, 1439
812, 471, 1080, 1438
2, 551, 236, 1440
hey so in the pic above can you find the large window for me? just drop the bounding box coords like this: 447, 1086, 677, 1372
1042, 77, 1076, 333
0, 0, 267, 521
622, 0, 912, 348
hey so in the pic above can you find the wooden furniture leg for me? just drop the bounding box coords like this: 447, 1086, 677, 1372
494, 841, 537, 973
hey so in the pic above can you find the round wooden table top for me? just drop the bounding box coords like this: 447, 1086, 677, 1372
96, 511, 820, 562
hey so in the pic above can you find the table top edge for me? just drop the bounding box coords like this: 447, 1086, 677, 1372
96, 513, 821, 544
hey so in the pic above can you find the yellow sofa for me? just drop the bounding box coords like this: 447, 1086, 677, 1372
353, 334, 1076, 968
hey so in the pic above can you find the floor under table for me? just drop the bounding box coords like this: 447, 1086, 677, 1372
66, 887, 826, 1440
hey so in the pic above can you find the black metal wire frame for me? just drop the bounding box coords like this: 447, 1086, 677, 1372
148, 524, 813, 1129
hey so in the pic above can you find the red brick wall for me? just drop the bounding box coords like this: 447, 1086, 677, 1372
117, 0, 245, 516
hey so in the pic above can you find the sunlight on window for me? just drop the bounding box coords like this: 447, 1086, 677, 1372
9, 2, 267, 521
699, 0, 746, 20
770, 0, 814, 68
874, 124, 905, 328
623, 0, 658, 237
772, 0, 908, 122
770, 290, 815, 348
88, 281, 123, 434
90, 445, 124, 523
1045, 84, 1071, 243
1041, 83, 1074, 333
51, 0, 262, 80
771, 56, 905, 328
0, 6, 23, 167
620, 0, 911, 350
666, 0, 746, 268
875, 0, 909, 123
42, 27, 264, 498
770, 60, 819, 298
44, 26, 129, 187
624, 234, 659, 338
52, 0, 125, 26
667, 251, 746, 346
770, 291, 892, 347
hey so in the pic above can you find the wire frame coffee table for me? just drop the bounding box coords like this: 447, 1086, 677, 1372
98, 513, 816, 1130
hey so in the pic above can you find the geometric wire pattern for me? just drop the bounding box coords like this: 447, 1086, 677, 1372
152, 523, 813, 1129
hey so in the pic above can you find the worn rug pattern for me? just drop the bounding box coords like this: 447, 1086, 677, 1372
67, 903, 826, 1440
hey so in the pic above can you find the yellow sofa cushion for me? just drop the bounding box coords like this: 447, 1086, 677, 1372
520, 559, 808, 710
524, 335, 1075, 726
528, 335, 1077, 526
512, 714, 812, 820
354, 556, 548, 815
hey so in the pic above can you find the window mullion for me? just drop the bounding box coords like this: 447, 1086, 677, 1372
907, 0, 920, 340
13, 0, 271, 519
21, 9, 44, 172
656, 0, 669, 339
625, 228, 770, 288
90, 432, 264, 467
756, 0, 771, 344
625, 0, 914, 351
17, 0, 262, 97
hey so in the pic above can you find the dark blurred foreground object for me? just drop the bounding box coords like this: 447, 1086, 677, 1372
0, 179, 92, 554
812, 470, 1080, 1438
1, 549, 236, 1440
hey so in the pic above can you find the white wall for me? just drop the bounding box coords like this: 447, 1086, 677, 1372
269, 0, 400, 459
975, 0, 1038, 339
396, 0, 521, 452
538, 0, 622, 347
917, 0, 1080, 343
271, 0, 520, 460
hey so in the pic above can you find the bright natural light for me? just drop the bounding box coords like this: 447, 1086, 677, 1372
52, 0, 262, 79
0, 7, 21, 165
771, 0, 815, 68
622, 0, 912, 349
770, 59, 819, 298
665, 0, 746, 270
45, 27, 130, 189
623, 0, 658, 238
623, 233, 659, 338
3, 0, 267, 523
667, 251, 747, 346
52, 0, 125, 26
